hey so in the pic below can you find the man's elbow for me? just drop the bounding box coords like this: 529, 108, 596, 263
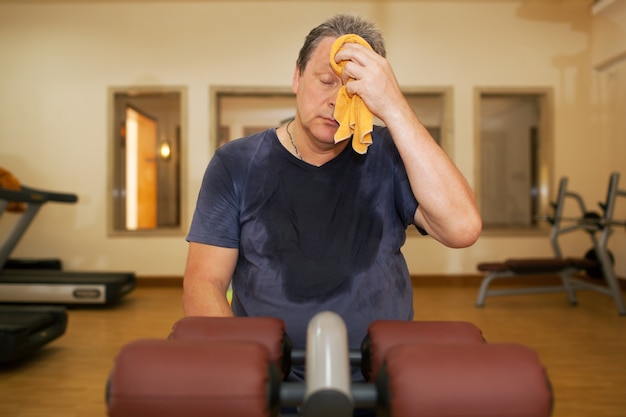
446, 214, 482, 248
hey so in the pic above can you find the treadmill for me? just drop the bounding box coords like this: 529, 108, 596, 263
0, 305, 68, 364
0, 184, 135, 307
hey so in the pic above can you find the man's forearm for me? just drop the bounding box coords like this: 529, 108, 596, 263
388, 109, 482, 248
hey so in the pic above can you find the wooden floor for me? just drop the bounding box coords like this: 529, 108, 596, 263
1, 282, 625, 417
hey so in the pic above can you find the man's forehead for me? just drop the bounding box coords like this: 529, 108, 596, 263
312, 37, 337, 55
308, 37, 336, 66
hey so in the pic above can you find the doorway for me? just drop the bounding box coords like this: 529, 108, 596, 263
124, 106, 157, 230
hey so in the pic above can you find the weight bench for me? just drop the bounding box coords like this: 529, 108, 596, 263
106, 313, 553, 417
476, 173, 626, 315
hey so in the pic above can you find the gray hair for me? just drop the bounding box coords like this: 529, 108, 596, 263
296, 14, 386, 74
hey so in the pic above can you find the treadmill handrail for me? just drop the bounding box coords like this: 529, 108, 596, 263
0, 185, 78, 204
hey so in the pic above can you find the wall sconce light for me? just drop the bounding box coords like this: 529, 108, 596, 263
159, 138, 171, 161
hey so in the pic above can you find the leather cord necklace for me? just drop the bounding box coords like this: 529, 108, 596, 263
285, 119, 303, 161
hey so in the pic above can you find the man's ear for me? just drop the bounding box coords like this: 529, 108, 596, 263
291, 66, 300, 94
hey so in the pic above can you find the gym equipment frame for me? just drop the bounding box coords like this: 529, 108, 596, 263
476, 172, 626, 315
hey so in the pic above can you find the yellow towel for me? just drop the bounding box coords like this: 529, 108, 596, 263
330, 34, 374, 155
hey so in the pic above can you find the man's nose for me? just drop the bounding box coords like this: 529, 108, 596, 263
329, 88, 339, 108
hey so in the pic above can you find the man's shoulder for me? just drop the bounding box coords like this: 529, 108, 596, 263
367, 126, 399, 156
216, 128, 276, 156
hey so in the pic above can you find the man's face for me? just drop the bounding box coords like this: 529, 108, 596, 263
292, 36, 342, 145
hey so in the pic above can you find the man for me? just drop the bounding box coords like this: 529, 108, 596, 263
183, 14, 481, 381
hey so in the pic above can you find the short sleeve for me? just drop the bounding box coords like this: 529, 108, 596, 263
186, 152, 241, 248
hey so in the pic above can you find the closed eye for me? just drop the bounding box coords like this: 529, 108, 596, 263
319, 77, 339, 87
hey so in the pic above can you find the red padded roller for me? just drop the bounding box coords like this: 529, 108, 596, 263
363, 321, 485, 381
106, 339, 279, 417
169, 316, 290, 378
379, 343, 553, 417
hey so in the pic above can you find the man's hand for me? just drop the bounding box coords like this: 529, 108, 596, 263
333, 42, 408, 125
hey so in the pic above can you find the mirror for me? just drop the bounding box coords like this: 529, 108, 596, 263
477, 90, 552, 230
212, 87, 296, 149
109, 87, 185, 235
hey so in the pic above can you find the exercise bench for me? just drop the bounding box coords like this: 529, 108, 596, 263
476, 172, 626, 315
106, 313, 553, 417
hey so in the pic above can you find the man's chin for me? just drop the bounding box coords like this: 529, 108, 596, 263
320, 124, 340, 140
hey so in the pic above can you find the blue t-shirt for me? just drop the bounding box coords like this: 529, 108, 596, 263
187, 126, 418, 354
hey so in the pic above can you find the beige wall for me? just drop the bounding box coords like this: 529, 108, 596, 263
1, 0, 623, 277
592, 0, 626, 69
